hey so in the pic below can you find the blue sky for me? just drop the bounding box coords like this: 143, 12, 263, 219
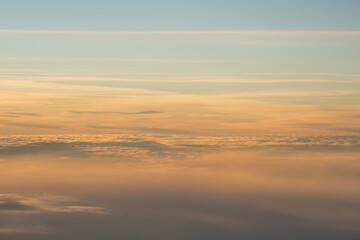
1, 0, 360, 31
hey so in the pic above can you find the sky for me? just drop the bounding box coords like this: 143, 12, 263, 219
0, 1, 360, 239
1, 0, 360, 31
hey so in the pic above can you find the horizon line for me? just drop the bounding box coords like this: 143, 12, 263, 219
1, 29, 360, 35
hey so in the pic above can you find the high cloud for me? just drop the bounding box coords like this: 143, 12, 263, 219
1, 29, 360, 35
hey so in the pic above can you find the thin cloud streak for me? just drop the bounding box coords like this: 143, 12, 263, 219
2, 68, 360, 78
1, 29, 360, 35
3, 75, 359, 83
0, 57, 251, 63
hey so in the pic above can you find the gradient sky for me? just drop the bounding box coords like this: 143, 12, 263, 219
1, 1, 360, 239
2, 0, 360, 30
1, 0, 360, 81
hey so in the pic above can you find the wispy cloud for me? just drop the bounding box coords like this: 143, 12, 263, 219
0, 194, 108, 215
2, 69, 359, 83
1, 29, 360, 35
69, 110, 164, 115
2, 68, 360, 78
0, 227, 49, 235
0, 57, 250, 63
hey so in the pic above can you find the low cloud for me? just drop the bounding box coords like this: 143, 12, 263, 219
0, 142, 359, 239
0, 194, 105, 239
0, 194, 107, 215
0, 227, 49, 235
0, 196, 37, 212
0, 135, 359, 160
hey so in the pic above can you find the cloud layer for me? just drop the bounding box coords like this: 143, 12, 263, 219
0, 142, 359, 240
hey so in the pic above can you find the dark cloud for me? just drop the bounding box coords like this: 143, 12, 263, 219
0, 141, 86, 157
335, 127, 360, 133
101, 140, 171, 151
0, 139, 177, 159
0, 112, 41, 117
69, 110, 163, 115
0, 120, 61, 129
7, 112, 41, 116
178, 144, 219, 149
0, 199, 36, 211
134, 111, 163, 114
2, 191, 359, 240
0, 135, 359, 160
0, 114, 22, 118
132, 127, 194, 134
69, 110, 127, 115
